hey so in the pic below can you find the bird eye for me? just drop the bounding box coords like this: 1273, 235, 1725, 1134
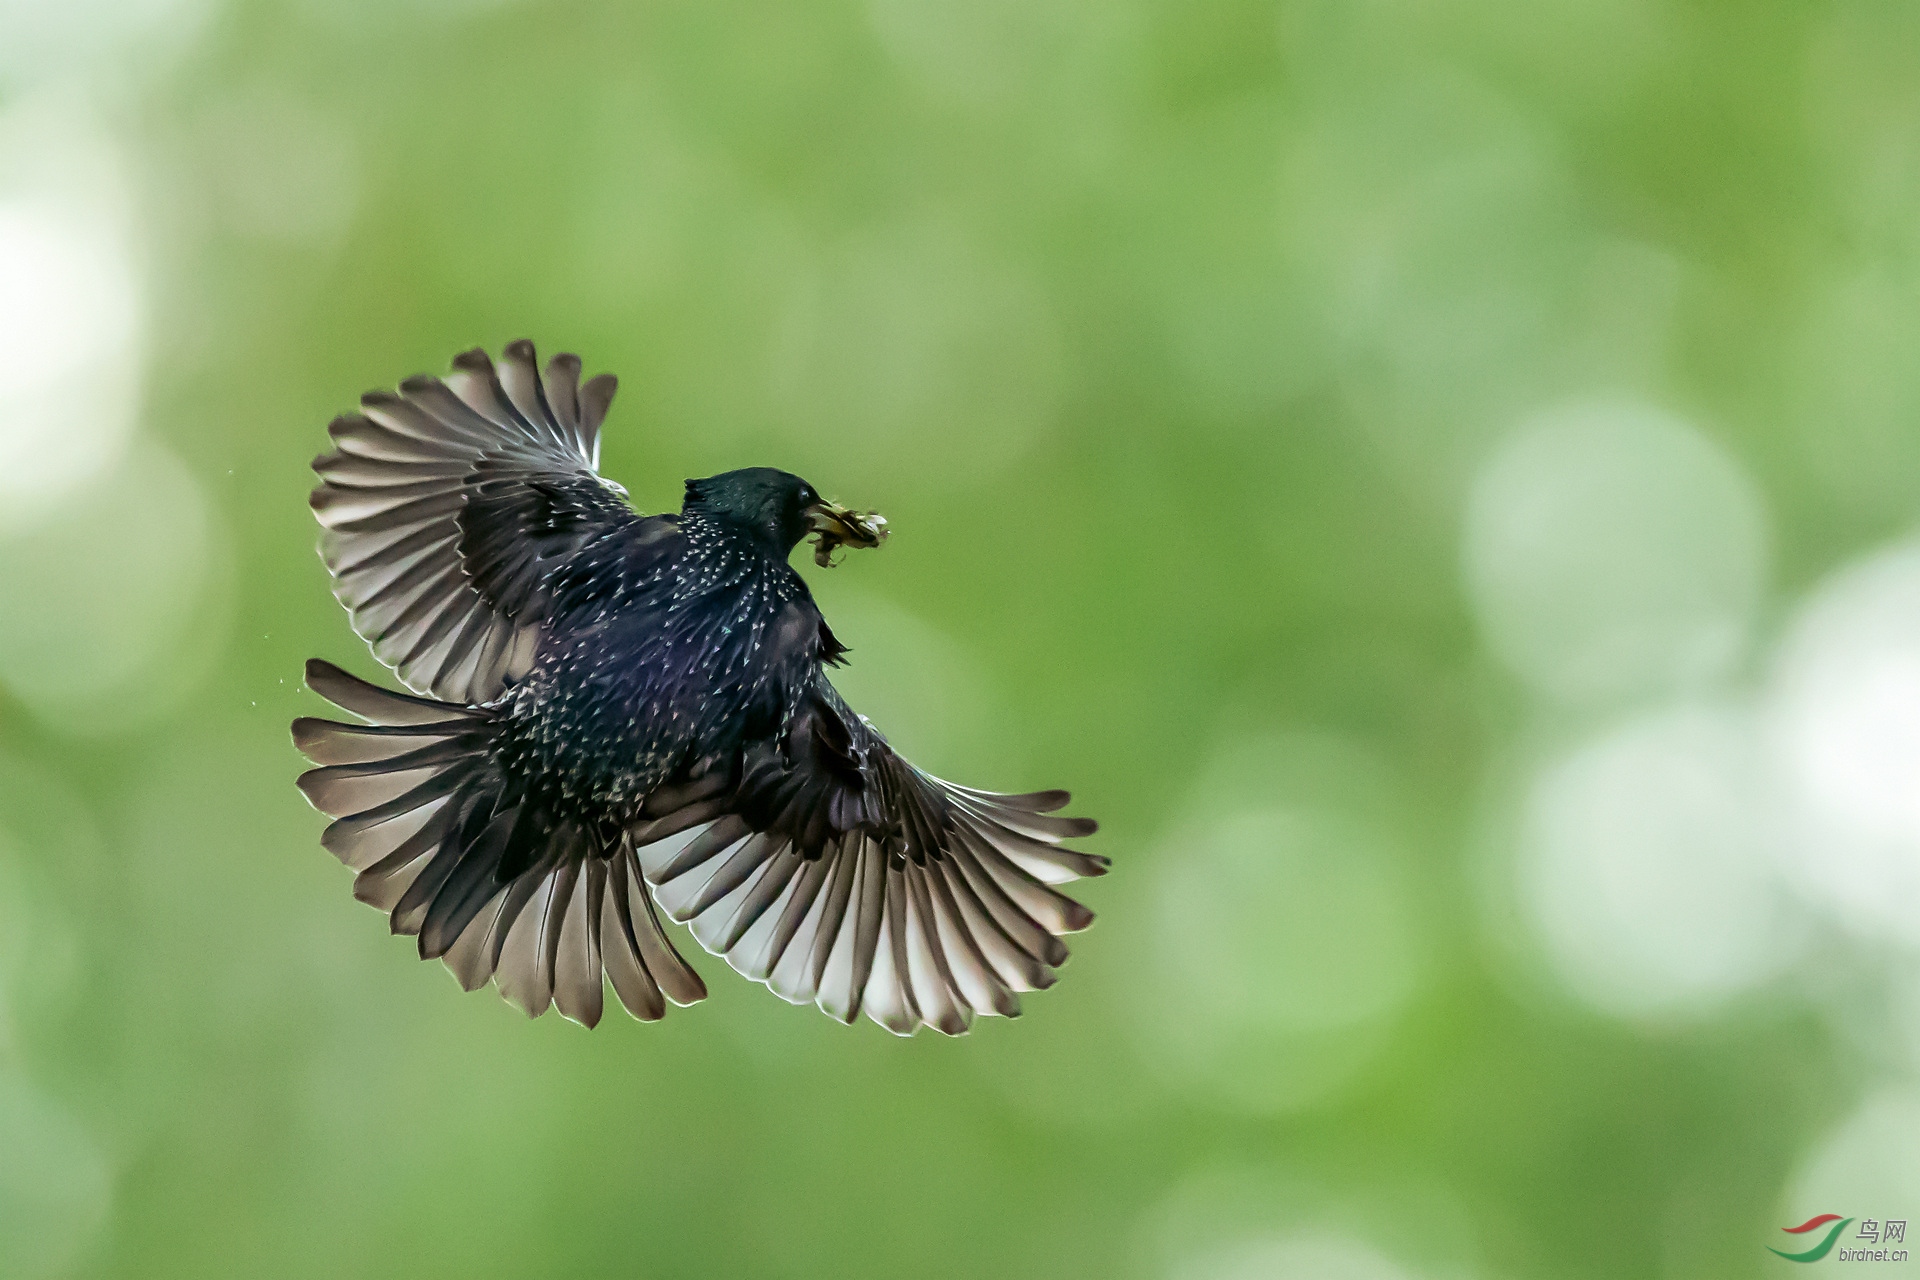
798, 487, 814, 504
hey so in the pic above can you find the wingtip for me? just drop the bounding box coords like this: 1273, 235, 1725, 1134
293, 766, 327, 810
289, 716, 329, 756
445, 957, 493, 994
319, 817, 353, 858
557, 1004, 604, 1031
579, 372, 618, 418
450, 347, 493, 375
664, 970, 708, 1007
503, 988, 548, 1020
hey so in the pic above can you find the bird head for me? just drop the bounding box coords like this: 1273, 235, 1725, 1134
682, 468, 888, 566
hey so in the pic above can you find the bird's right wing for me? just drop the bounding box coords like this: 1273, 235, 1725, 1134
632, 677, 1106, 1036
311, 341, 641, 704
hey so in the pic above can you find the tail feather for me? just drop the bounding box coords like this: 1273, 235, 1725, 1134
291, 716, 480, 766
293, 660, 704, 1026
304, 658, 478, 726
352, 797, 464, 907
552, 859, 606, 1028
442, 886, 509, 991
417, 805, 522, 958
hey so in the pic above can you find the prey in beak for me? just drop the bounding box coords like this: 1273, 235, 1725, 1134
805, 499, 890, 568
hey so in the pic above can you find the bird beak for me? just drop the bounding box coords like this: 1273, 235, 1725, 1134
805, 500, 889, 567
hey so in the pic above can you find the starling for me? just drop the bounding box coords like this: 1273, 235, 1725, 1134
292, 341, 1104, 1035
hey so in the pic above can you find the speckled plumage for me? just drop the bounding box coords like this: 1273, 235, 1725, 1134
293, 341, 1104, 1036
496, 507, 830, 814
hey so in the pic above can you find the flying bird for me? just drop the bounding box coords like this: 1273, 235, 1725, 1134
292, 341, 1104, 1035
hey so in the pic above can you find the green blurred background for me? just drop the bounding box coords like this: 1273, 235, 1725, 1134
4, 1, 1920, 1276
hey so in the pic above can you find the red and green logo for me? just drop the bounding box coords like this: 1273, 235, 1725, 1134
1771, 1215, 1852, 1263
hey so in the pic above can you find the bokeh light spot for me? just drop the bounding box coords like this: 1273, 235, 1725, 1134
0, 0, 210, 91
0, 101, 142, 523
1768, 538, 1920, 946
1463, 401, 1767, 707
0, 439, 222, 733
1515, 702, 1801, 1021
1138, 734, 1423, 1113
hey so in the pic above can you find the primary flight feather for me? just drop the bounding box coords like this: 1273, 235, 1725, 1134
292, 340, 1103, 1035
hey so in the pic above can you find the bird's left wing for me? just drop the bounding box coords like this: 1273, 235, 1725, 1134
632, 677, 1105, 1036
311, 341, 639, 704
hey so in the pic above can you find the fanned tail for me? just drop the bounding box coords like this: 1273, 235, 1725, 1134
292, 659, 706, 1026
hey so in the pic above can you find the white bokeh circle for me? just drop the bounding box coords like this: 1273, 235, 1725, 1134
1463, 401, 1767, 707
1516, 702, 1802, 1021
0, 101, 143, 525
1768, 538, 1920, 946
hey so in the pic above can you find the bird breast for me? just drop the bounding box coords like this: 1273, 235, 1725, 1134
495, 553, 822, 817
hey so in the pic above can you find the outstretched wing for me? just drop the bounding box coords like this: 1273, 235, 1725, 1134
634, 676, 1106, 1037
310, 340, 638, 705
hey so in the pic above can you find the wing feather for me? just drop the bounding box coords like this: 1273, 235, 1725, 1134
310, 342, 638, 704
638, 676, 1102, 1035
